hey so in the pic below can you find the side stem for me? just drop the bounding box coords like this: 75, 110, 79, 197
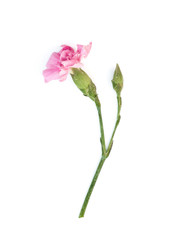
106, 94, 121, 156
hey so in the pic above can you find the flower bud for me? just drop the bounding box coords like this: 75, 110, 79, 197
70, 68, 98, 102
112, 64, 123, 95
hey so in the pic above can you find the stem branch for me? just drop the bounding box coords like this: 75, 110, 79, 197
106, 95, 121, 156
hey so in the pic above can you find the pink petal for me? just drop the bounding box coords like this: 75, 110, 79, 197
77, 44, 83, 53
59, 68, 69, 75
46, 52, 60, 68
43, 68, 60, 82
77, 42, 92, 59
60, 50, 74, 61
71, 62, 83, 68
60, 45, 75, 53
58, 69, 69, 81
59, 74, 68, 82
62, 59, 77, 67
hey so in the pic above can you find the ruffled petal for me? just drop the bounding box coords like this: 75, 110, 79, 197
43, 68, 60, 82
59, 73, 68, 82
60, 45, 75, 53
46, 52, 60, 68
62, 59, 77, 67
77, 42, 92, 59
71, 62, 83, 68
60, 49, 74, 62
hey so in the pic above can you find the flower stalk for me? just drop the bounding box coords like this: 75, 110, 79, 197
95, 97, 106, 156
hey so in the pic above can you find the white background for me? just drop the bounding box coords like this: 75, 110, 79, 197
0, 0, 169, 239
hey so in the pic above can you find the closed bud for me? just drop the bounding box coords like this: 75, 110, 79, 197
112, 64, 123, 95
70, 68, 98, 102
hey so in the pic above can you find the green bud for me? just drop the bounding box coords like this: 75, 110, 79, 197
70, 68, 98, 102
112, 64, 123, 95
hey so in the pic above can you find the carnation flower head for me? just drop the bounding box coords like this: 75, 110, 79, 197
43, 42, 92, 82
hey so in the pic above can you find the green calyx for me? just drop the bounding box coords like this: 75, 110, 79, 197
70, 68, 98, 102
112, 64, 123, 95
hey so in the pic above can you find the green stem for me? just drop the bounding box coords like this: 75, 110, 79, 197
95, 100, 106, 155
106, 94, 121, 156
79, 155, 107, 218
79, 97, 106, 218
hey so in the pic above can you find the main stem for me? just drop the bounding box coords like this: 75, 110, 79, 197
79, 155, 107, 218
79, 97, 106, 218
95, 99, 106, 155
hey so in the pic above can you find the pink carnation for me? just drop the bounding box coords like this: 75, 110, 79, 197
43, 42, 92, 82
